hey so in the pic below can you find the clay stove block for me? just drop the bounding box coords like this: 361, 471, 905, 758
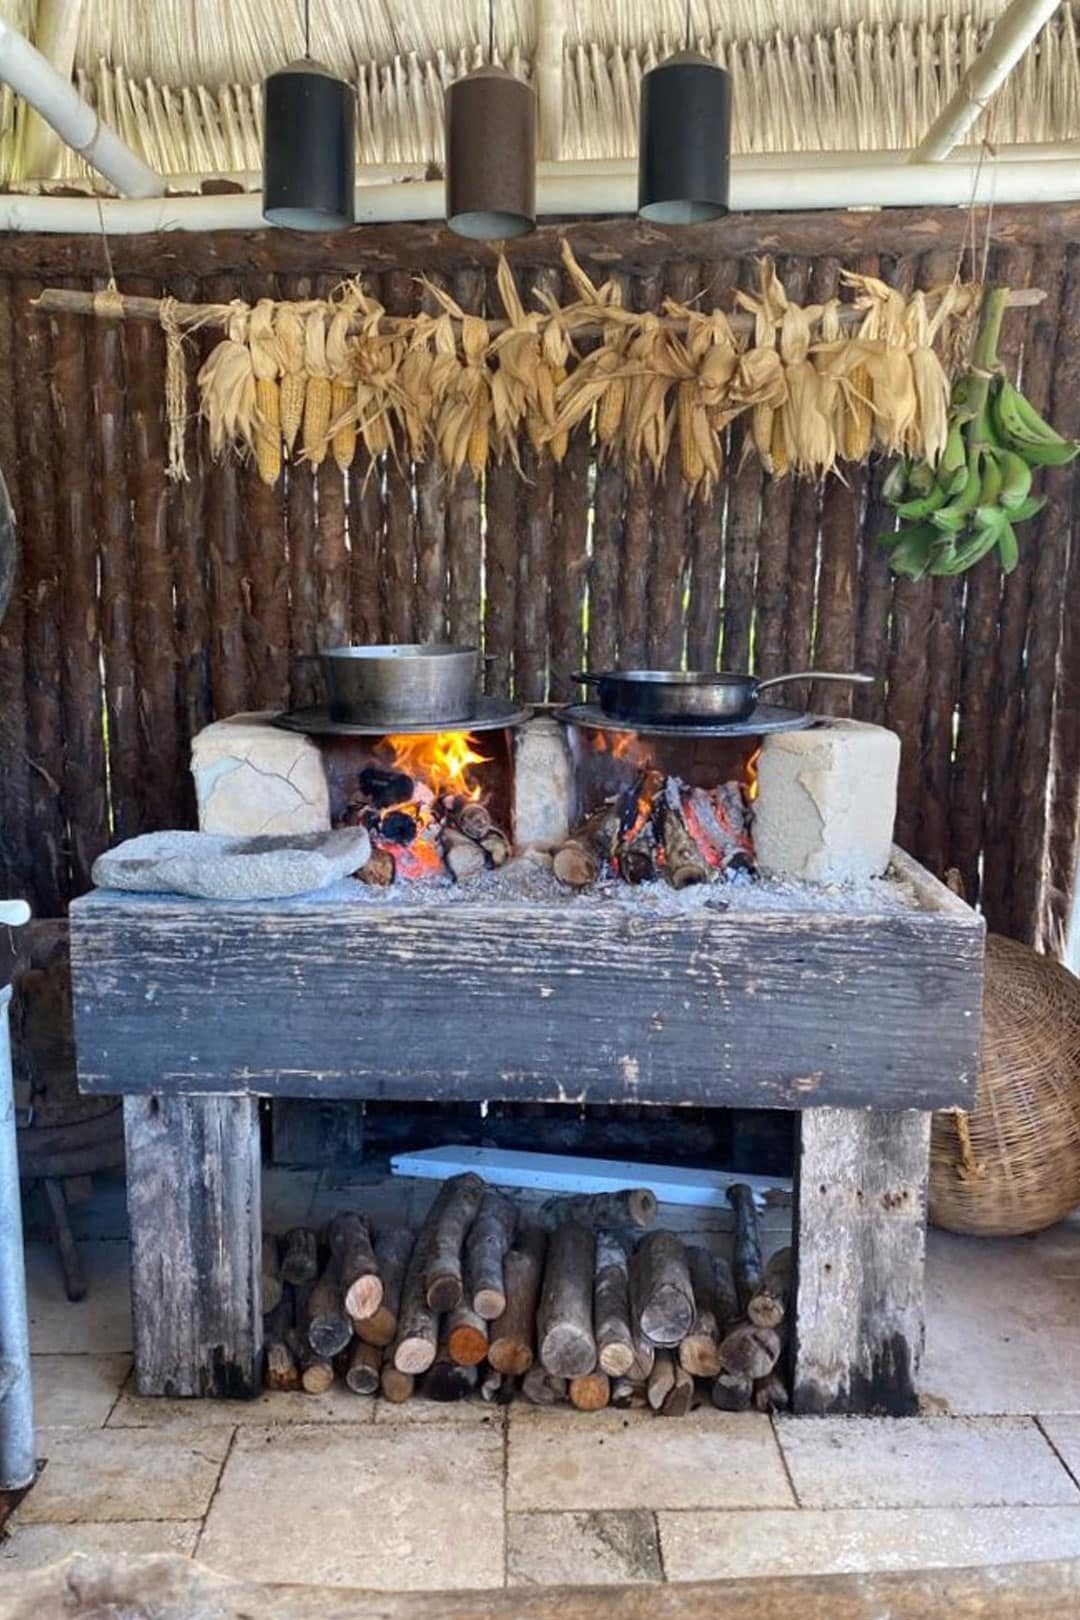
753, 718, 900, 883
192, 712, 330, 837
513, 714, 573, 849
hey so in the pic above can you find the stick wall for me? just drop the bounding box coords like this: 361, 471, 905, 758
1, 214, 1078, 954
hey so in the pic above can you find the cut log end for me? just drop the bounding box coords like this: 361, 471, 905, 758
569, 1371, 611, 1412
380, 1363, 415, 1404
344, 1272, 384, 1323
393, 1334, 439, 1376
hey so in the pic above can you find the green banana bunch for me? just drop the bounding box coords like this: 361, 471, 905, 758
881, 370, 1074, 581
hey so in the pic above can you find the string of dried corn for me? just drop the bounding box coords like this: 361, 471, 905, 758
248, 297, 283, 486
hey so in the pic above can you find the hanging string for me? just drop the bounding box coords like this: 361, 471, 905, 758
90, 189, 123, 318
487, 0, 494, 65
159, 297, 190, 484
685, 0, 692, 52
304, 0, 311, 59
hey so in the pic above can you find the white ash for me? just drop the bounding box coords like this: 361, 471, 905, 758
316, 855, 921, 915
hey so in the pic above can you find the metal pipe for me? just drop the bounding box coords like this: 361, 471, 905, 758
0, 896, 34, 1489
0, 17, 164, 198
912, 0, 1065, 161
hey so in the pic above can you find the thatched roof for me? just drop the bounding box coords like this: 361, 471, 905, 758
3, 0, 1080, 183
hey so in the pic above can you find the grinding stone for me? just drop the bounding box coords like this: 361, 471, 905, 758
92, 828, 372, 900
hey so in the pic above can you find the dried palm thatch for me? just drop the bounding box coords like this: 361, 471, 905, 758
31, 7, 1078, 188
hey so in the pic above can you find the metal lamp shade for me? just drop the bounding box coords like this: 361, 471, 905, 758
445, 66, 536, 240
263, 59, 355, 230
638, 51, 732, 224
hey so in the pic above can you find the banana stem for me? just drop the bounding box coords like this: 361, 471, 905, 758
965, 286, 1009, 447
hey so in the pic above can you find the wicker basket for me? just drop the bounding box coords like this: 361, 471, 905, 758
930, 933, 1080, 1236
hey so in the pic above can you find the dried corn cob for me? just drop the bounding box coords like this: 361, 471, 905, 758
248, 299, 283, 486
301, 307, 331, 465
274, 303, 308, 454
197, 300, 256, 460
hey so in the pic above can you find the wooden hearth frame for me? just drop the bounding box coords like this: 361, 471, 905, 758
69, 846, 983, 1416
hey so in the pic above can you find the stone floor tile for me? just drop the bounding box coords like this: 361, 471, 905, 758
658, 1504, 1080, 1581
777, 1416, 1079, 1509
198, 1422, 504, 1589
0, 1520, 199, 1582
261, 1167, 321, 1233
109, 1385, 374, 1428
18, 1426, 232, 1524
923, 1224, 1080, 1415
25, 1241, 131, 1355
1036, 1416, 1080, 1484
508, 1510, 662, 1586
32, 1354, 130, 1429
373, 1396, 505, 1427
508, 1408, 792, 1513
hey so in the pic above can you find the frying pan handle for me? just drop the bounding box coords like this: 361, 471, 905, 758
756, 670, 876, 693
572, 671, 602, 686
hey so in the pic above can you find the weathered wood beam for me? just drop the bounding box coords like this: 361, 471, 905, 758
1, 202, 1078, 278
792, 1106, 930, 1416
123, 1093, 261, 1398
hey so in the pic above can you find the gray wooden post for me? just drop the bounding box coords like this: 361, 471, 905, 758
124, 1094, 262, 1398
792, 1106, 930, 1416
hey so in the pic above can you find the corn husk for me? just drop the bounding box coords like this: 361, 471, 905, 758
248, 298, 283, 485
197, 300, 255, 460
301, 308, 332, 466
664, 301, 740, 493
777, 301, 834, 476
732, 262, 789, 471
423, 280, 492, 479
843, 271, 917, 453
275, 302, 308, 454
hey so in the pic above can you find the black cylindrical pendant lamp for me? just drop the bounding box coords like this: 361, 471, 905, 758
638, 51, 732, 224
445, 65, 536, 240
263, 59, 355, 230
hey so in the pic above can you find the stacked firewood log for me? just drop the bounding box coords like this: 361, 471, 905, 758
262, 1178, 791, 1415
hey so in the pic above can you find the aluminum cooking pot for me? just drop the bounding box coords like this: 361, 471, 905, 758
317, 644, 484, 726
573, 668, 875, 726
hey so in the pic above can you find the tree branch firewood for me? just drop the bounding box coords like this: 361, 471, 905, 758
569, 1371, 611, 1411
717, 1321, 782, 1381
345, 1338, 382, 1395
542, 1189, 658, 1230
679, 1246, 724, 1378
631, 1230, 696, 1346
659, 789, 710, 890
446, 1302, 489, 1367
441, 826, 487, 882
522, 1364, 567, 1406
711, 1368, 753, 1411
727, 1183, 766, 1314
380, 1362, 415, 1403
329, 1212, 383, 1321
647, 1348, 693, 1414
355, 1226, 415, 1348
552, 803, 620, 888
594, 1232, 636, 1378
391, 1224, 441, 1375
280, 1226, 318, 1287
466, 1189, 517, 1319
747, 1245, 792, 1330
263, 1288, 299, 1392
538, 1219, 598, 1377
754, 1370, 790, 1413
611, 1377, 649, 1409
423, 1338, 480, 1401
424, 1172, 486, 1312
488, 1221, 546, 1375
261, 1233, 283, 1316
480, 1366, 516, 1404
302, 1262, 353, 1359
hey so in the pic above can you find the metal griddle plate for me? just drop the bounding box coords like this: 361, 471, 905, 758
272, 697, 533, 737
555, 702, 817, 738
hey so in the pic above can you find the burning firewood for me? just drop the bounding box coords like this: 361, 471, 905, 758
355, 847, 396, 887
424, 1171, 486, 1311
631, 1230, 696, 1346
328, 1213, 382, 1321
345, 1338, 382, 1395
380, 809, 419, 844
537, 1219, 597, 1377
354, 1227, 414, 1348
466, 1190, 517, 1319
659, 784, 711, 890
594, 1232, 636, 1378
552, 803, 621, 887
442, 795, 492, 841
441, 825, 487, 883
488, 1221, 546, 1375
356, 764, 414, 810
686, 784, 757, 879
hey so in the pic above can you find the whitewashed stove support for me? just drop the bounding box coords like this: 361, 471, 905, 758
189, 710, 900, 883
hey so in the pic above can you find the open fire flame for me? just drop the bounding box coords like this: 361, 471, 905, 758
367, 731, 490, 880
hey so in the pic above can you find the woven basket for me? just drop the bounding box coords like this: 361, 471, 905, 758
930, 934, 1080, 1236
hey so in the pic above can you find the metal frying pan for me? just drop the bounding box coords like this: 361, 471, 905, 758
572, 668, 875, 726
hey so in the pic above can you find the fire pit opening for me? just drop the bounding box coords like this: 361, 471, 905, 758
320, 727, 514, 886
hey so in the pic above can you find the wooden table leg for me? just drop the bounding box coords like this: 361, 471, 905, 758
124, 1093, 262, 1398
792, 1106, 930, 1416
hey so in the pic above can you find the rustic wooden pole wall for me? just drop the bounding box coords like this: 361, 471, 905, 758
0, 217, 1078, 954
